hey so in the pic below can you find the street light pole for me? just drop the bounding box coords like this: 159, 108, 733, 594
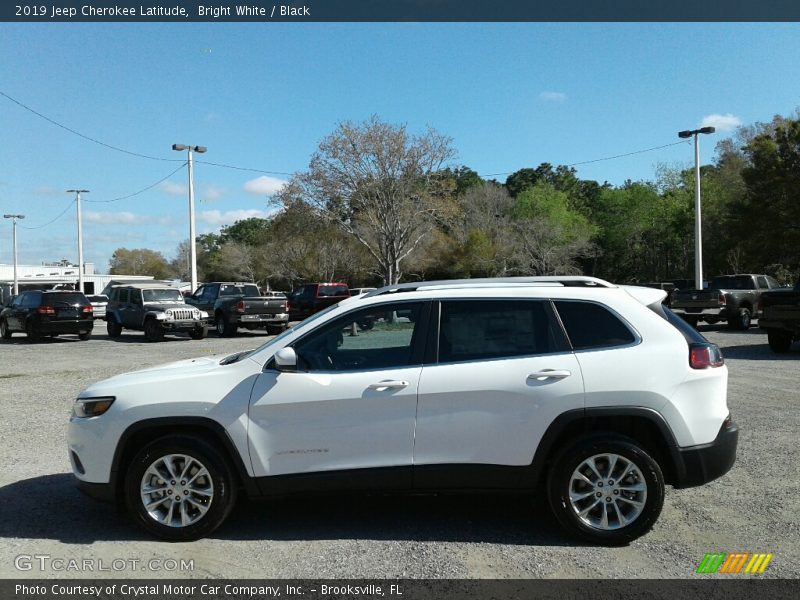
66, 189, 89, 293
172, 144, 207, 293
678, 127, 715, 290
3, 214, 25, 295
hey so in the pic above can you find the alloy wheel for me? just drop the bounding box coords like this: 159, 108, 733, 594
139, 454, 214, 528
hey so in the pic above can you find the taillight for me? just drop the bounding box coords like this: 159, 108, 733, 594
235, 300, 246, 314
689, 343, 725, 369
286, 300, 291, 311
82, 306, 93, 314
36, 306, 55, 315
718, 293, 726, 306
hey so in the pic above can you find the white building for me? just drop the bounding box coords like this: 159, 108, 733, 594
0, 262, 154, 297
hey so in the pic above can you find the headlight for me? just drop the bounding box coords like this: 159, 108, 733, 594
199, 310, 209, 319
73, 397, 115, 418
155, 312, 168, 320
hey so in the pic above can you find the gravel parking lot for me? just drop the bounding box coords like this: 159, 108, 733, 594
0, 324, 798, 579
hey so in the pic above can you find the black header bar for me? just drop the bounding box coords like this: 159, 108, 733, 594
3, 1, 800, 23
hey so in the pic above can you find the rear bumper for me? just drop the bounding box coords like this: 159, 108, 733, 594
38, 320, 94, 333
671, 307, 730, 320
237, 313, 289, 325
672, 417, 738, 489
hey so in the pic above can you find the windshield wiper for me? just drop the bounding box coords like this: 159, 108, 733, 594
220, 350, 253, 365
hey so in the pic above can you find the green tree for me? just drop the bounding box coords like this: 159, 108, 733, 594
109, 248, 175, 279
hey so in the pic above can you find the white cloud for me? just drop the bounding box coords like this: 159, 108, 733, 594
244, 175, 288, 197
199, 209, 273, 226
700, 113, 742, 132
33, 186, 62, 196
539, 91, 567, 102
200, 184, 225, 202
205, 111, 219, 123
158, 181, 187, 196
83, 211, 150, 225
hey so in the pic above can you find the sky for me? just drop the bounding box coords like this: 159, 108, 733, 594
1, 22, 800, 271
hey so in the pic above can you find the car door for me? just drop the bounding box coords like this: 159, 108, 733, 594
247, 301, 429, 491
413, 299, 584, 489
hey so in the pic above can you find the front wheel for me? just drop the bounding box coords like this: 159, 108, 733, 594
190, 326, 208, 340
144, 318, 165, 342
767, 330, 792, 353
124, 436, 238, 541
547, 435, 664, 546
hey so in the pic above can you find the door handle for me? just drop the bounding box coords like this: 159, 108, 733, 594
368, 380, 409, 391
527, 370, 571, 381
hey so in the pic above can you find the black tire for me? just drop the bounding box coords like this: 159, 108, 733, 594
728, 307, 751, 330
107, 320, 123, 338
78, 331, 91, 341
683, 315, 699, 329
144, 318, 165, 343
266, 323, 287, 335
547, 434, 665, 546
190, 326, 208, 340
123, 435, 238, 542
767, 330, 792, 353
215, 314, 236, 337
25, 320, 41, 341
0, 319, 12, 339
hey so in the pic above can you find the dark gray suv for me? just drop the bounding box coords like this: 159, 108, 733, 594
105, 284, 208, 342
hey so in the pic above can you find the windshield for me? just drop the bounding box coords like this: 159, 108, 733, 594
142, 289, 184, 302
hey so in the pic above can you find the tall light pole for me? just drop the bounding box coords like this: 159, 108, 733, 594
172, 144, 207, 292
66, 189, 89, 292
3, 214, 24, 295
678, 126, 715, 290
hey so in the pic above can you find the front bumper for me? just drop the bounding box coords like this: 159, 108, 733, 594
671, 416, 738, 489
75, 478, 115, 503
161, 319, 206, 331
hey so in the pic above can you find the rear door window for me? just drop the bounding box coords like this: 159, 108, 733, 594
554, 301, 637, 350
438, 300, 569, 362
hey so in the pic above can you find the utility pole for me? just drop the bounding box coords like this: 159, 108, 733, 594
66, 189, 89, 292
3, 214, 25, 295
172, 144, 207, 292
678, 127, 715, 290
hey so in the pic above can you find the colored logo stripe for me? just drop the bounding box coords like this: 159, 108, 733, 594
696, 552, 773, 574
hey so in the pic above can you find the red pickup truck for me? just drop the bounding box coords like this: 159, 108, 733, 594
288, 283, 350, 321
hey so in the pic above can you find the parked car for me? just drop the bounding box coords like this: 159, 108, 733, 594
288, 282, 350, 320
758, 277, 800, 353
349, 287, 377, 296
186, 282, 289, 336
86, 294, 109, 320
105, 284, 208, 342
671, 274, 782, 329
69, 276, 736, 545
1, 290, 93, 341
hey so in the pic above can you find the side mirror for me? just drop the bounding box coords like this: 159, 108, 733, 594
274, 347, 297, 372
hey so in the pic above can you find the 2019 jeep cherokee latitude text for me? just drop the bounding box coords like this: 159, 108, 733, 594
68, 277, 737, 545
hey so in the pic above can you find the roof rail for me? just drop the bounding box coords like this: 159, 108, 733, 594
363, 276, 615, 298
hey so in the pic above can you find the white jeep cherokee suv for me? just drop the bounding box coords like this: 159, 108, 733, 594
68, 277, 737, 545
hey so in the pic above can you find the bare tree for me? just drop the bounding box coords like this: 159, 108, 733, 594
279, 116, 456, 285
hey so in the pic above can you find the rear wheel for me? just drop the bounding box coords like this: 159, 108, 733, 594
0, 319, 12, 339
78, 331, 91, 341
25, 321, 41, 341
728, 308, 751, 330
124, 436, 238, 541
266, 323, 287, 335
683, 315, 699, 328
547, 435, 664, 546
107, 320, 122, 338
144, 318, 165, 342
767, 330, 792, 353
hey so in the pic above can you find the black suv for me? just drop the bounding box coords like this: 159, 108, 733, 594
0, 290, 93, 341
105, 284, 208, 342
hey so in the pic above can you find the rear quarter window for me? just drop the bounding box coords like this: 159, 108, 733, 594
554, 300, 637, 350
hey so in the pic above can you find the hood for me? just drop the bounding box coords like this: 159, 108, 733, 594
144, 302, 196, 311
